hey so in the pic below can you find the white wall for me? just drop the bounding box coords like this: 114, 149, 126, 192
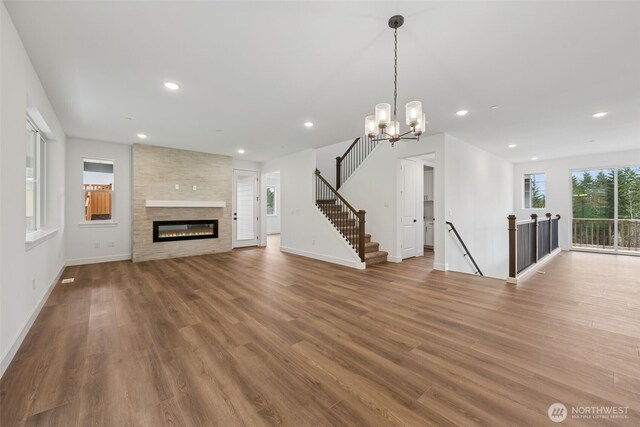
65, 138, 132, 265
1, 3, 66, 376
514, 149, 640, 250
261, 149, 364, 268
265, 173, 280, 234
315, 138, 353, 187
443, 135, 514, 279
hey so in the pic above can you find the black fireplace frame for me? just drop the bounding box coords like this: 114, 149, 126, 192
152, 219, 219, 243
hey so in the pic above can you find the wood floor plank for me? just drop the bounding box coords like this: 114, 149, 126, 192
2, 240, 639, 426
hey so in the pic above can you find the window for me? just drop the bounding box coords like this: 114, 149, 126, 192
26, 120, 46, 232
266, 186, 276, 216
83, 159, 114, 221
524, 173, 546, 209
572, 166, 640, 253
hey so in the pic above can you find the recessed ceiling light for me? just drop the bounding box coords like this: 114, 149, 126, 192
531, 157, 539, 161
490, 105, 499, 110
237, 149, 245, 154
456, 110, 468, 116
304, 122, 314, 127
592, 111, 607, 118
508, 144, 517, 148
163, 82, 180, 91
137, 133, 147, 139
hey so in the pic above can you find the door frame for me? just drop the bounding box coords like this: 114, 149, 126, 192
398, 158, 421, 259
232, 169, 259, 248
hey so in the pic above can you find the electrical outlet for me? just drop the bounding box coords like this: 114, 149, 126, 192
61, 278, 75, 284
175, 184, 180, 190
95, 242, 100, 248
192, 185, 197, 191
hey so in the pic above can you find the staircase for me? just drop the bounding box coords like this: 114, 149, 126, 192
315, 169, 388, 267
336, 135, 379, 190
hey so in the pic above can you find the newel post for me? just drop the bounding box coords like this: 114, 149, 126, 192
531, 213, 538, 262
358, 210, 366, 263
546, 212, 553, 255
508, 215, 517, 279
336, 157, 342, 190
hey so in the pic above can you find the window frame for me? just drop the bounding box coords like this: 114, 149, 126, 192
82, 157, 116, 224
26, 118, 46, 233
523, 172, 546, 210
266, 185, 277, 216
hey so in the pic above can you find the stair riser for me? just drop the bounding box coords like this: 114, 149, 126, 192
365, 243, 380, 253
366, 256, 387, 266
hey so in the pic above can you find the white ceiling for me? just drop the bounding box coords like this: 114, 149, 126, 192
5, 1, 640, 163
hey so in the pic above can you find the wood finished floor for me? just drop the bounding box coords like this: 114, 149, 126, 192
2, 239, 640, 426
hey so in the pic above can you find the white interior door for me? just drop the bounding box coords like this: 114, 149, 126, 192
233, 170, 258, 248
400, 159, 417, 259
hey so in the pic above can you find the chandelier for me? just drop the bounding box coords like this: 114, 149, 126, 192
365, 15, 426, 146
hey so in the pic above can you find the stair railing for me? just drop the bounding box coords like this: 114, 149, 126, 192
336, 135, 378, 190
445, 221, 483, 276
315, 169, 366, 262
508, 213, 561, 280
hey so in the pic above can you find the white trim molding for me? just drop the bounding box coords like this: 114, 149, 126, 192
280, 246, 366, 270
66, 254, 132, 266
0, 264, 65, 378
145, 200, 226, 208
507, 248, 562, 284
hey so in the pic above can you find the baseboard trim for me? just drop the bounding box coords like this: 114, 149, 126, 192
387, 255, 402, 263
280, 246, 366, 270
507, 248, 562, 284
66, 254, 132, 266
433, 262, 449, 272
0, 263, 65, 378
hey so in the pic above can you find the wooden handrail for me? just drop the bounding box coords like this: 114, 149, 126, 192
338, 137, 361, 162
315, 169, 366, 262
315, 169, 360, 216
335, 136, 378, 190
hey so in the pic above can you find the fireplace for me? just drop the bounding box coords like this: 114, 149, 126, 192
153, 219, 218, 242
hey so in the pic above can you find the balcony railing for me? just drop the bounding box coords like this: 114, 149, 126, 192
572, 218, 640, 251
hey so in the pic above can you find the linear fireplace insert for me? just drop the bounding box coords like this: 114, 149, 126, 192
153, 219, 218, 242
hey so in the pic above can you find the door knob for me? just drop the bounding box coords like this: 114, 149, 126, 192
413, 219, 417, 223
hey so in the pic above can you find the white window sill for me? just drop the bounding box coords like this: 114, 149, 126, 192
266, 214, 278, 217
25, 228, 59, 251
78, 221, 119, 228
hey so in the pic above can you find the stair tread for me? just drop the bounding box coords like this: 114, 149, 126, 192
364, 250, 388, 259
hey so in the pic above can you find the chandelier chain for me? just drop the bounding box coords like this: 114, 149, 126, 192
393, 27, 398, 121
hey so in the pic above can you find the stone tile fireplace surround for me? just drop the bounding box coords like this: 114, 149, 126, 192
132, 144, 232, 262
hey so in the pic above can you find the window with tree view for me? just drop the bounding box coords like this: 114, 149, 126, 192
266, 186, 276, 216
524, 173, 545, 209
572, 166, 640, 252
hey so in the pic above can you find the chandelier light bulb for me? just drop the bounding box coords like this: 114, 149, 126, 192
375, 103, 391, 129
414, 113, 427, 136
365, 115, 377, 138
405, 101, 422, 126
388, 121, 400, 138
